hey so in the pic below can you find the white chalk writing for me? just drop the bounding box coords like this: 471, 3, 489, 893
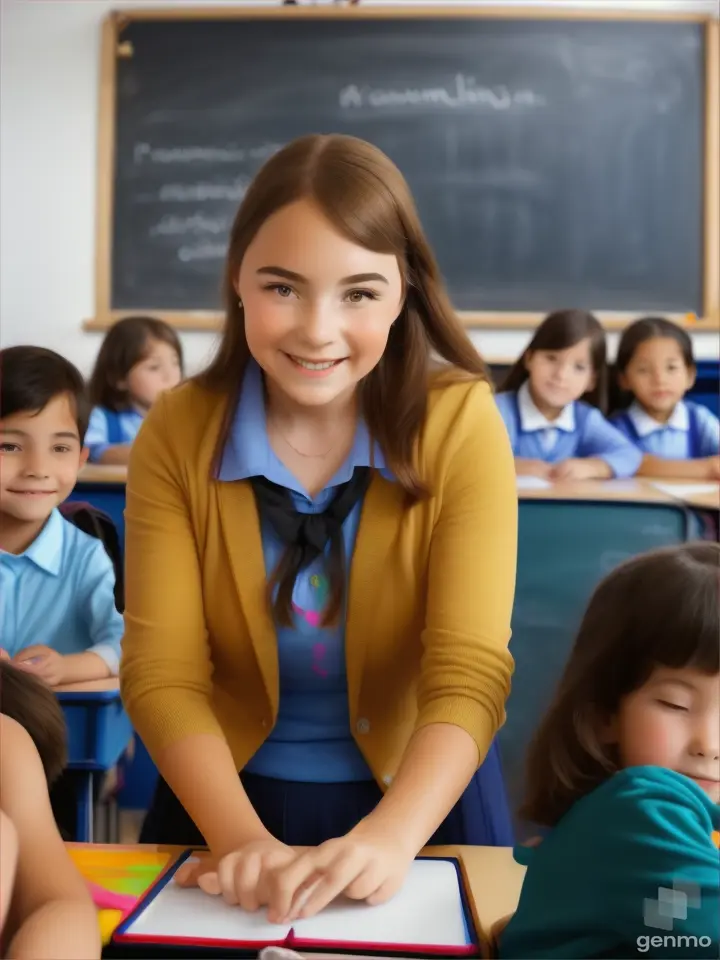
339, 75, 546, 111
158, 179, 248, 203
149, 214, 231, 238
177, 242, 227, 263
134, 142, 281, 165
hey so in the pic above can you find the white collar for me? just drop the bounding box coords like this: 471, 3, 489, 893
518, 381, 576, 434
627, 400, 689, 437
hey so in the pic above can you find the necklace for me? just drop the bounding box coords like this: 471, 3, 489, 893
271, 425, 340, 459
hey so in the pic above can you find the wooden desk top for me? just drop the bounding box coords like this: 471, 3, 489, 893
77, 464, 128, 484
72, 842, 524, 946
516, 477, 677, 504
55, 677, 120, 694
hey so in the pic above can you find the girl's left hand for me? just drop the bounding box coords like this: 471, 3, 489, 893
550, 458, 605, 482
264, 826, 415, 923
13, 646, 66, 686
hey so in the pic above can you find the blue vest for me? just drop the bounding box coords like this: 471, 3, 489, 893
614, 405, 702, 458
103, 409, 125, 445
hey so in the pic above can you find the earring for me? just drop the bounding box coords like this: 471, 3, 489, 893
238, 297, 243, 308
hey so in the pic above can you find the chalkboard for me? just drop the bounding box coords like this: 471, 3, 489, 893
110, 14, 706, 315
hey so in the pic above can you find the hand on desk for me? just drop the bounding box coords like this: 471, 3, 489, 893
13, 646, 67, 686
261, 825, 413, 923
549, 458, 612, 482
13, 648, 112, 687
181, 825, 412, 923
175, 837, 296, 911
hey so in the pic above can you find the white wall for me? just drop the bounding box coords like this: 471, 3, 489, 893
1, 0, 718, 374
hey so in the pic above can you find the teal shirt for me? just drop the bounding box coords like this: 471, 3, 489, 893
500, 767, 719, 959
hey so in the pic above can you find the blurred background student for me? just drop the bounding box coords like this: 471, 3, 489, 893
495, 310, 642, 482
85, 316, 183, 466
612, 316, 720, 480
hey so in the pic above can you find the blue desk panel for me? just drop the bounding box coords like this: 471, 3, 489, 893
499, 498, 691, 840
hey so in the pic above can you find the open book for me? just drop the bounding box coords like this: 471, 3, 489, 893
113, 851, 479, 957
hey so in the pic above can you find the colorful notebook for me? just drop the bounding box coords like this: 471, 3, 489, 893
67, 845, 172, 945
113, 851, 480, 957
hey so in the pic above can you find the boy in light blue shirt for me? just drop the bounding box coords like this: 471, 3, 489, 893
0, 346, 123, 685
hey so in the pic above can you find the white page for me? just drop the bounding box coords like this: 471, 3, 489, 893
124, 859, 469, 949
516, 475, 552, 490
295, 859, 469, 947
125, 876, 291, 944
651, 482, 719, 498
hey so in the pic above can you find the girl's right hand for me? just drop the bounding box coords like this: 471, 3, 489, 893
177, 838, 299, 912
515, 458, 552, 479
703, 456, 720, 480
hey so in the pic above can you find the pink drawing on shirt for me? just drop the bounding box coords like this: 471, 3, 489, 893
312, 643, 328, 678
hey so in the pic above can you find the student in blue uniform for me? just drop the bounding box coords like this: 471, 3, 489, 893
0, 346, 123, 685
85, 315, 183, 465
495, 310, 642, 481
498, 543, 720, 959
611, 316, 720, 480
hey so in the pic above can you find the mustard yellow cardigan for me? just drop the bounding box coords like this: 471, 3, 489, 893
120, 375, 518, 787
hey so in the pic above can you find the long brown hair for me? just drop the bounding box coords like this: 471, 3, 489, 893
521, 542, 720, 828
501, 309, 608, 411
196, 134, 488, 625
0, 661, 67, 785
89, 316, 184, 412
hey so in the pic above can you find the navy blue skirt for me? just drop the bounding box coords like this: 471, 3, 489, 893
140, 739, 513, 848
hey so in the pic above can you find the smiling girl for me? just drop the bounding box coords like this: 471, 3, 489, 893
495, 310, 641, 481
120, 134, 518, 923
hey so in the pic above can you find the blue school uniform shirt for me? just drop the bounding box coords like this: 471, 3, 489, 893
0, 508, 123, 673
85, 407, 144, 463
500, 767, 720, 959
495, 382, 642, 478
612, 401, 720, 460
217, 361, 394, 783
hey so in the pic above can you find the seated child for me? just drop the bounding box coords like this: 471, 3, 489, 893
0, 346, 123, 685
495, 310, 641, 481
612, 316, 720, 480
85, 315, 183, 465
498, 543, 719, 959
0, 661, 100, 959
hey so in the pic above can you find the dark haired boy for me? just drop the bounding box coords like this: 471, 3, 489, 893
0, 346, 123, 685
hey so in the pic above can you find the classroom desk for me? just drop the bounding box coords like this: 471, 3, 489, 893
56, 678, 131, 843
74, 842, 524, 957
505, 476, 695, 838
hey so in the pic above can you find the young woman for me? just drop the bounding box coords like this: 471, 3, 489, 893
120, 134, 518, 924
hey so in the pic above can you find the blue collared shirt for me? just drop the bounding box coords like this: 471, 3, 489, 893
0, 509, 123, 673
218, 361, 392, 783
612, 400, 720, 460
495, 388, 642, 478
85, 407, 145, 463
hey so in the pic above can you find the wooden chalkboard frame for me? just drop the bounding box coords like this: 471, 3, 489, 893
87, 5, 720, 332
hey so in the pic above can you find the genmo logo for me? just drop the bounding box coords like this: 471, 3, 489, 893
637, 934, 713, 953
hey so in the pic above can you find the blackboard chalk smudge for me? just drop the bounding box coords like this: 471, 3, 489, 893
339, 75, 547, 111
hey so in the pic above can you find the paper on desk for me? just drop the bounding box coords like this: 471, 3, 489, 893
516, 476, 553, 490
123, 858, 470, 949
650, 482, 719, 498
